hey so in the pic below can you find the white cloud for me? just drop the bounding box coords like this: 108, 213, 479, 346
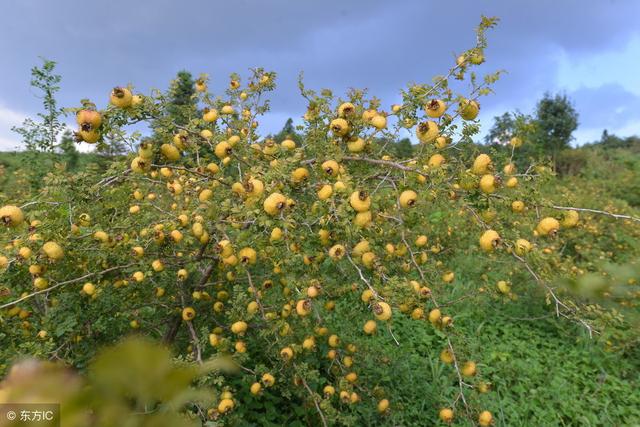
0, 103, 27, 151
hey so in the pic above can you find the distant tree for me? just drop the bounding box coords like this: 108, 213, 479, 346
272, 118, 303, 145
531, 93, 578, 169
58, 129, 79, 170
394, 138, 413, 158
484, 112, 515, 145
166, 71, 197, 126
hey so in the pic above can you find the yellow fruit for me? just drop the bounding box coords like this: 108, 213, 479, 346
472, 154, 493, 175
361, 251, 376, 268
439, 408, 454, 423
203, 108, 219, 122
231, 321, 248, 335
215, 141, 232, 159
428, 308, 441, 325
372, 301, 392, 321
511, 201, 525, 213
42, 241, 64, 261
182, 307, 196, 321
281, 138, 296, 150
425, 99, 447, 118
370, 114, 387, 130
363, 319, 377, 335
177, 269, 188, 280
461, 361, 477, 377
160, 144, 180, 162
110, 87, 133, 108
352, 240, 370, 257
497, 280, 511, 294
18, 247, 32, 259
1, 205, 25, 227
239, 247, 257, 264
514, 238, 532, 256
262, 373, 275, 387
33, 277, 48, 290
330, 118, 350, 136
218, 398, 235, 414
221, 105, 235, 115
250, 382, 262, 395
296, 299, 311, 316
459, 98, 480, 120
280, 346, 294, 361
349, 191, 371, 212
434, 135, 450, 149
561, 210, 579, 228
440, 349, 454, 364
377, 399, 390, 413
505, 177, 518, 188
479, 230, 500, 252
82, 282, 95, 295
131, 156, 150, 173
323, 385, 335, 397
291, 167, 309, 183
338, 102, 356, 117
270, 227, 283, 241
427, 154, 445, 168
416, 121, 439, 143
415, 235, 428, 247
321, 160, 340, 177
536, 217, 560, 237
399, 190, 418, 208
510, 136, 523, 147
503, 163, 516, 175
317, 184, 333, 200
263, 193, 287, 215
479, 175, 497, 193
347, 136, 366, 152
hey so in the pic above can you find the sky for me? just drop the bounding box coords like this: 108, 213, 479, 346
0, 0, 639, 151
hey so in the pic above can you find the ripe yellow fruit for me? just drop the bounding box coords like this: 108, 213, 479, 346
472, 154, 493, 175
177, 269, 188, 281
497, 280, 511, 294
515, 238, 532, 256
459, 98, 480, 120
317, 184, 333, 200
131, 156, 150, 173
363, 319, 377, 335
425, 99, 447, 118
321, 159, 340, 177
338, 102, 355, 117
561, 210, 579, 228
330, 118, 350, 136
415, 235, 428, 247
461, 361, 477, 377
280, 346, 294, 361
250, 382, 262, 395
239, 247, 257, 264
479, 230, 500, 252
295, 299, 311, 316
479, 175, 498, 193
428, 308, 441, 325
536, 217, 560, 237
33, 277, 48, 290
439, 408, 454, 423
203, 108, 219, 122
215, 141, 232, 159
347, 136, 366, 153
262, 373, 275, 387
218, 398, 235, 414
42, 241, 64, 261
151, 259, 164, 272
291, 167, 309, 183
427, 154, 445, 168
110, 87, 133, 108
281, 138, 296, 150
349, 191, 371, 212
478, 410, 493, 426
511, 201, 525, 213
231, 321, 248, 335
132, 271, 145, 282
82, 282, 95, 296
510, 136, 523, 147
440, 349, 454, 364
323, 385, 335, 397
416, 121, 439, 143
264, 193, 287, 215
399, 190, 418, 208
18, 247, 32, 259
0, 205, 25, 227
503, 162, 516, 175
182, 307, 196, 321
370, 114, 387, 130
221, 105, 235, 115
372, 301, 392, 321
345, 372, 358, 383
505, 176, 518, 188
160, 144, 180, 162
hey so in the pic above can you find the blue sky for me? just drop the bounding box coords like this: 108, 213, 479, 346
0, 0, 639, 151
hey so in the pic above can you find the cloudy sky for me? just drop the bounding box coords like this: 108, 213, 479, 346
1, 0, 639, 151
